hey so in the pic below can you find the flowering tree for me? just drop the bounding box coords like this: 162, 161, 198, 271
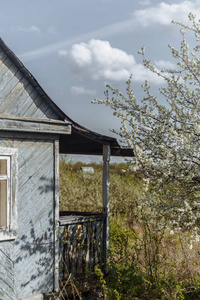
94, 14, 200, 230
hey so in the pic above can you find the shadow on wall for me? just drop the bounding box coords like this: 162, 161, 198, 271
38, 176, 54, 195
13, 176, 56, 297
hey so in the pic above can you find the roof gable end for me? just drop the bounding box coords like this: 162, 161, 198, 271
0, 39, 67, 121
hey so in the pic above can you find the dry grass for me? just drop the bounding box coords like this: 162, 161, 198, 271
59, 159, 200, 299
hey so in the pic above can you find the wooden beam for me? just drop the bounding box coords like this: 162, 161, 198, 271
0, 114, 70, 124
102, 144, 111, 273
0, 117, 71, 135
59, 213, 105, 226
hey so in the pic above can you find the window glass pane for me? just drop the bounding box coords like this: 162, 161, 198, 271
0, 180, 7, 227
0, 160, 7, 175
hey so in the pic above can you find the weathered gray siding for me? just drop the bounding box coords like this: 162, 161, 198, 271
0, 50, 59, 120
0, 242, 14, 300
0, 135, 56, 299
0, 41, 63, 299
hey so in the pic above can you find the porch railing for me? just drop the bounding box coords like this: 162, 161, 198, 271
59, 212, 105, 280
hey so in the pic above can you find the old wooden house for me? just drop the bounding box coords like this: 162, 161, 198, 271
0, 39, 132, 300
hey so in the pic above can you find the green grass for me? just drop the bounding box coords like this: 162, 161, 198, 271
59, 158, 200, 300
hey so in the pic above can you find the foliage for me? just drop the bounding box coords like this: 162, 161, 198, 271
108, 219, 143, 299
59, 157, 142, 220
94, 266, 108, 299
59, 159, 200, 299
93, 14, 200, 231
107, 217, 200, 299
59, 157, 102, 212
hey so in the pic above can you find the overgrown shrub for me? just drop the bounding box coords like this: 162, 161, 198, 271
59, 158, 200, 299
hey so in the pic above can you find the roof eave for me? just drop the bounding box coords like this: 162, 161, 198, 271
0, 38, 134, 157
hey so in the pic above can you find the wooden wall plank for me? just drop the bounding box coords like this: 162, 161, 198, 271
17, 89, 40, 117
7, 84, 35, 117
0, 49, 7, 62
44, 107, 60, 120
0, 70, 23, 107
14, 138, 55, 298
0, 242, 14, 300
33, 98, 52, 119
25, 95, 45, 119
1, 78, 29, 114
0, 136, 56, 298
54, 139, 59, 292
0, 55, 60, 121
0, 60, 16, 85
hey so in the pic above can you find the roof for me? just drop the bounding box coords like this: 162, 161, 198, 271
0, 38, 133, 157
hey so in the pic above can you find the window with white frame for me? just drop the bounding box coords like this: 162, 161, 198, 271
0, 156, 11, 228
0, 148, 18, 241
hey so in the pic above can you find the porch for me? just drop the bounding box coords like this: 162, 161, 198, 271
55, 122, 133, 292
59, 211, 105, 280
57, 144, 111, 286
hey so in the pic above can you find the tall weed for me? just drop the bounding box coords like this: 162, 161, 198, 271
59, 159, 200, 299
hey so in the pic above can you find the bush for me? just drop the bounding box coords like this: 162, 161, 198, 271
59, 158, 200, 299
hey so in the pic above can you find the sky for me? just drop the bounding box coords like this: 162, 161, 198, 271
0, 0, 200, 162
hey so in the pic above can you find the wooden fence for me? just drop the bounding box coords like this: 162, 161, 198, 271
59, 212, 105, 280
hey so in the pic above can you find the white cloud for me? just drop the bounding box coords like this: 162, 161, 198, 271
71, 86, 96, 96
19, 19, 135, 62
19, 1, 200, 63
155, 60, 177, 69
133, 1, 200, 27
69, 44, 92, 67
17, 25, 40, 33
64, 39, 163, 84
67, 39, 134, 81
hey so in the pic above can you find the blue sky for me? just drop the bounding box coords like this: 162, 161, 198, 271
1, 0, 200, 161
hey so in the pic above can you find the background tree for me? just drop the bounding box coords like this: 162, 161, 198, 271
94, 13, 200, 231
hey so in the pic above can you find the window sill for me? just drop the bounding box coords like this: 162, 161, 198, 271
0, 230, 17, 241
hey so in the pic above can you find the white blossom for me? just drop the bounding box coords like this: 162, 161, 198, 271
95, 14, 200, 231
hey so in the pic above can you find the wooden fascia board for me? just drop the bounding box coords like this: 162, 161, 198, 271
111, 148, 134, 157
0, 116, 71, 135
72, 126, 119, 147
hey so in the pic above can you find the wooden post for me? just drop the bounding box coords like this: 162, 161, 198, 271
102, 144, 110, 273
54, 139, 60, 292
